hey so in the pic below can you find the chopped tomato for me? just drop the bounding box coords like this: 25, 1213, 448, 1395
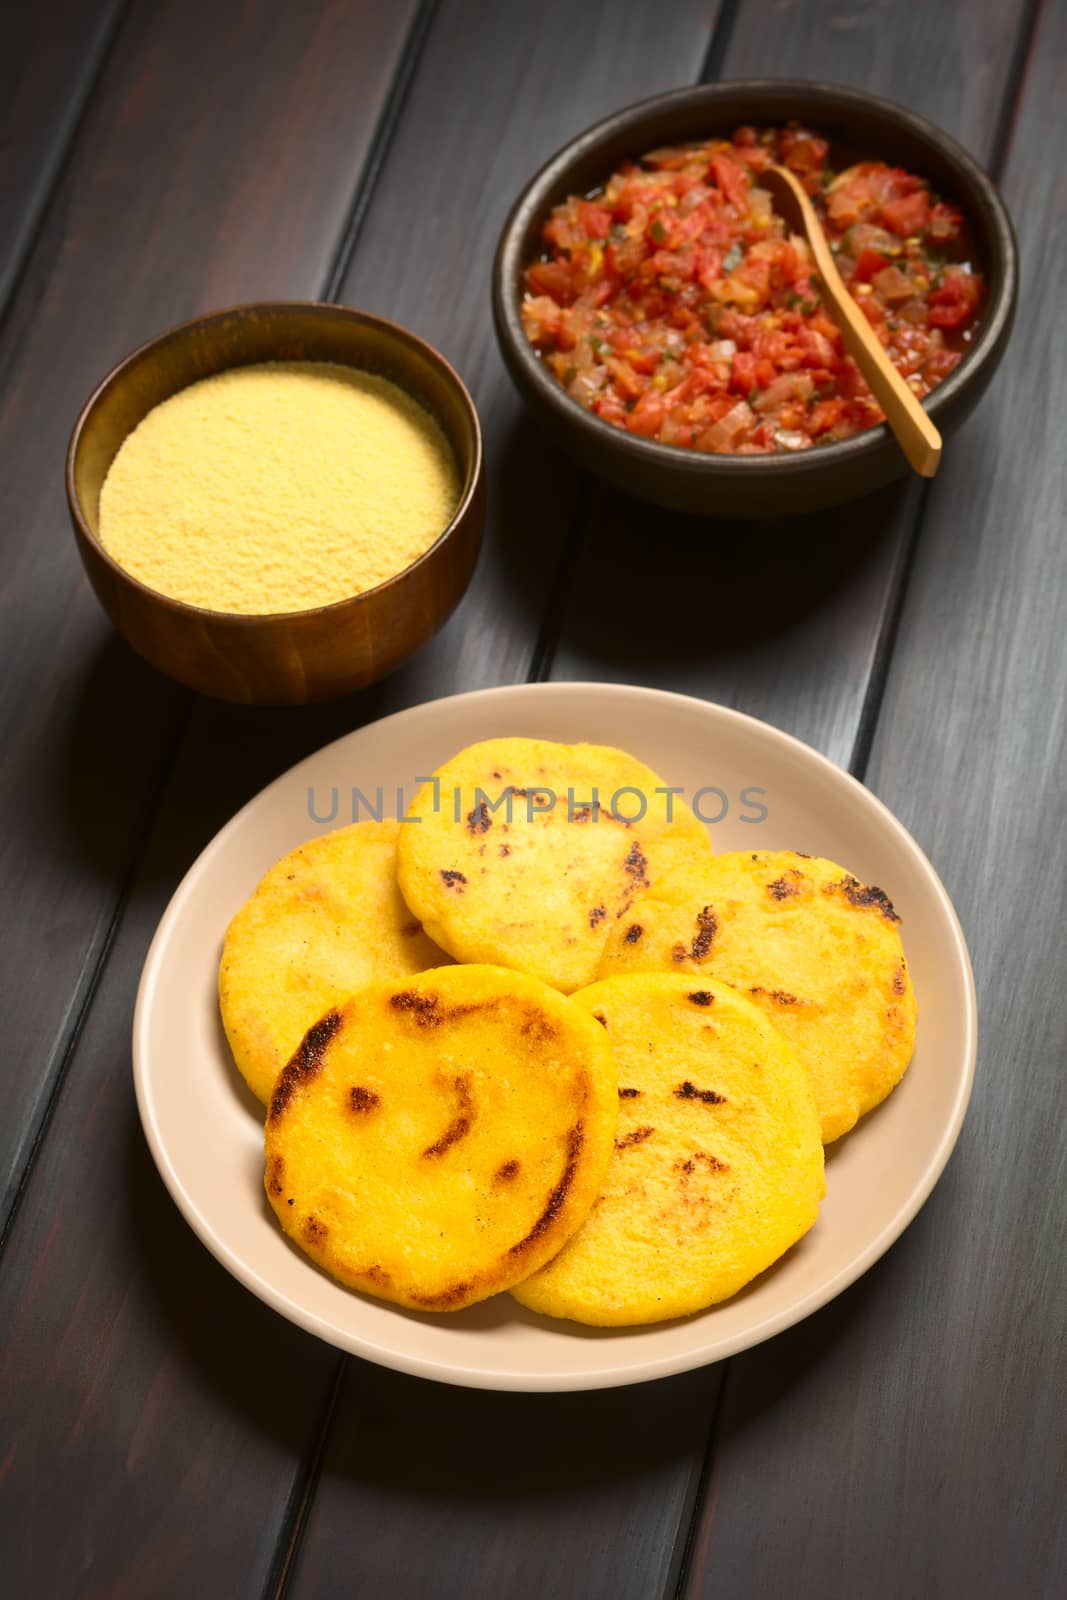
520, 295, 562, 343
927, 268, 982, 327
525, 260, 575, 304
522, 123, 985, 456
577, 201, 612, 239
853, 248, 892, 284
730, 350, 758, 397
603, 356, 644, 400
779, 126, 829, 177
927, 201, 965, 244
882, 188, 931, 237
627, 392, 667, 436
871, 265, 915, 302
624, 346, 661, 376
711, 151, 750, 211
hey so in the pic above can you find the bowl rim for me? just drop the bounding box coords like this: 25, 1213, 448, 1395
492, 78, 1019, 479
66, 299, 484, 626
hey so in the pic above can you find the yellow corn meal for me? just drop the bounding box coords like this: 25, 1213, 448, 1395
98, 361, 460, 614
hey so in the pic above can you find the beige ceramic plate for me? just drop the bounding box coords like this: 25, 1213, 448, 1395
134, 683, 976, 1391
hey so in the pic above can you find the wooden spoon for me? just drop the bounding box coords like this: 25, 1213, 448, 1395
763, 163, 942, 478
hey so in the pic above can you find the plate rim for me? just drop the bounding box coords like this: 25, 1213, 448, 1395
133, 681, 977, 1391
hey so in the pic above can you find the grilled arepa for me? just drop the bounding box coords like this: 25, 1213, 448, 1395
597, 850, 917, 1143
511, 973, 824, 1326
395, 737, 712, 994
264, 964, 618, 1311
220, 820, 444, 1105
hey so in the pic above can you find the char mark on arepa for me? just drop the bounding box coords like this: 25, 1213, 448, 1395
675, 1079, 727, 1106
269, 1009, 343, 1121
508, 1124, 584, 1255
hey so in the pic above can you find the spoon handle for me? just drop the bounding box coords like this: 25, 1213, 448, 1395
765, 165, 942, 478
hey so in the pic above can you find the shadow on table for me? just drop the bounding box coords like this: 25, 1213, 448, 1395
331, 1357, 719, 1495
54, 424, 570, 894
124, 1104, 339, 1456
25, 630, 184, 892
53, 628, 412, 888
701, 1166, 967, 1489
484, 411, 587, 621
125, 1079, 719, 1486
542, 473, 923, 679
123, 1079, 914, 1586
124, 1094, 724, 1573
317, 1235, 883, 1502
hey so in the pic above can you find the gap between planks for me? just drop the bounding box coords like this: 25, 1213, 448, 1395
523, 0, 742, 693
0, 0, 131, 336
847, 0, 1042, 785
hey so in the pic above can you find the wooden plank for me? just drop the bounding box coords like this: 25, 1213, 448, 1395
683, 4, 1066, 1597
0, 4, 426, 1597
0, 0, 125, 315
0, 0, 423, 1226
550, 0, 1029, 768
291, 1361, 717, 1600
728, 0, 1027, 132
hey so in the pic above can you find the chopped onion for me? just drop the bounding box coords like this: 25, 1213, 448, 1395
871, 265, 914, 302
679, 183, 712, 214
707, 339, 737, 360
571, 368, 607, 405
825, 163, 862, 193
698, 400, 755, 452
773, 429, 809, 450
755, 373, 814, 413
806, 330, 836, 366
897, 297, 928, 325
849, 223, 899, 255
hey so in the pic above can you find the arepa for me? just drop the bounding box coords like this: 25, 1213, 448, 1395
219, 820, 444, 1104
264, 964, 618, 1311
511, 973, 824, 1326
598, 850, 917, 1142
395, 737, 712, 993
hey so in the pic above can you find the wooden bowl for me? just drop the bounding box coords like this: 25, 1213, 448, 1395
492, 81, 1018, 519
67, 302, 485, 704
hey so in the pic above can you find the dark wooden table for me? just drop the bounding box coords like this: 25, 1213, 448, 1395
2, 1, 1064, 1594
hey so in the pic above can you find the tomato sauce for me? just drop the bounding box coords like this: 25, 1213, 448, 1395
521, 125, 984, 454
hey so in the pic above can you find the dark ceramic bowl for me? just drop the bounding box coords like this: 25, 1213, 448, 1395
68, 302, 485, 704
493, 81, 1018, 518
